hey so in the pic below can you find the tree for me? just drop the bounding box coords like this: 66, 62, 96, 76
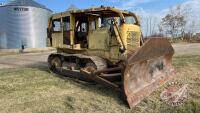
183, 4, 197, 40
160, 5, 186, 39
141, 15, 159, 37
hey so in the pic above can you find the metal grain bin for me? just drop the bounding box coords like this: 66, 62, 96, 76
0, 0, 52, 49
0, 5, 7, 49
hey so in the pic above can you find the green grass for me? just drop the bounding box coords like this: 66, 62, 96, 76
173, 55, 200, 69
0, 55, 200, 113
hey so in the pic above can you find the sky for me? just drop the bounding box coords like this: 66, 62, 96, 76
0, 0, 190, 12
0, 0, 199, 34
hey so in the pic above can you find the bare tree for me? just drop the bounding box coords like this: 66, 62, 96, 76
160, 5, 186, 39
142, 15, 159, 37
183, 4, 197, 40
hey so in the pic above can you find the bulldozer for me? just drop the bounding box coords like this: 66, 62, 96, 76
47, 6, 175, 108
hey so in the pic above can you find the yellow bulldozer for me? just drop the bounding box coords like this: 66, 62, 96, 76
47, 6, 175, 108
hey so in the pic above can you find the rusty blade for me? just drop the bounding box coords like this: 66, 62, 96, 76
123, 38, 175, 108
127, 38, 174, 65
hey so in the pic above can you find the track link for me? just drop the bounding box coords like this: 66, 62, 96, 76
48, 53, 107, 81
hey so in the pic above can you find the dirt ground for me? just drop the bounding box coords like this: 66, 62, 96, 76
173, 43, 200, 56
0, 43, 199, 69
0, 52, 51, 69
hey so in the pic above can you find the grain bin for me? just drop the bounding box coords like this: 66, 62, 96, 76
0, 4, 7, 49
0, 0, 52, 49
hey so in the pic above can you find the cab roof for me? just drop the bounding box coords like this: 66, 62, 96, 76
51, 6, 140, 25
53, 6, 137, 18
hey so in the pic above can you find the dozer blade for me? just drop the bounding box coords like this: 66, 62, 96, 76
123, 38, 175, 108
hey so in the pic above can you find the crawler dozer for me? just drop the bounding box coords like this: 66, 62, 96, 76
47, 6, 175, 108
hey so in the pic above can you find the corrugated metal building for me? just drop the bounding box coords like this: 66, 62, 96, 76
0, 0, 52, 49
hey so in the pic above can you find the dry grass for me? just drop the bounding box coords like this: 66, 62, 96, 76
0, 55, 199, 113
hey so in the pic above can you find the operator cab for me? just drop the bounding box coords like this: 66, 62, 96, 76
47, 6, 141, 51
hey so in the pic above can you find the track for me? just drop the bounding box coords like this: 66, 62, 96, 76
48, 53, 109, 81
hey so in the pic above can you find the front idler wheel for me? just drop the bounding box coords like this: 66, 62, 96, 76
49, 56, 62, 73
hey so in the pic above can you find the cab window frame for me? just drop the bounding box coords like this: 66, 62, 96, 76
52, 18, 62, 32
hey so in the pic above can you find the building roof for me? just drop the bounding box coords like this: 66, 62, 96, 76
5, 0, 51, 11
